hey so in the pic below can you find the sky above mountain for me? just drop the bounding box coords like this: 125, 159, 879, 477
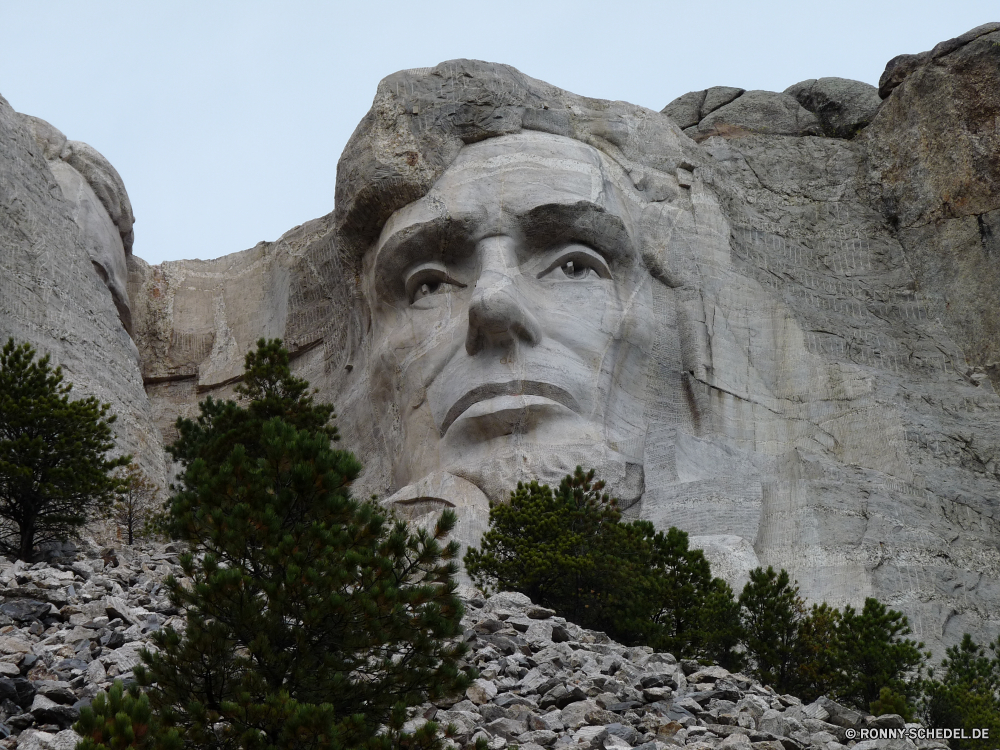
2, 0, 995, 264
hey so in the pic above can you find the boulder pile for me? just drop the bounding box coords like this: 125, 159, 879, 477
0, 539, 184, 750
0, 545, 952, 750
410, 591, 949, 750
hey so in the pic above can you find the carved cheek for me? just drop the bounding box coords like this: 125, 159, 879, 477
533, 281, 620, 367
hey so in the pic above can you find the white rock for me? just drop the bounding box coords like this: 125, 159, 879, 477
466, 678, 498, 705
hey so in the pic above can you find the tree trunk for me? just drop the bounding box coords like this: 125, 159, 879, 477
18, 521, 33, 562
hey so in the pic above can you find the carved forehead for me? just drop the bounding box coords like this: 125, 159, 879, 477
373, 132, 638, 259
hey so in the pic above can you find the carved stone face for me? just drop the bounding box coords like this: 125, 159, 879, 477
365, 132, 655, 499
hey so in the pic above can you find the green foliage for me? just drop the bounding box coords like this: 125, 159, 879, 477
739, 567, 804, 691
0, 338, 129, 561
111, 463, 159, 546
792, 603, 843, 702
93, 339, 474, 750
640, 525, 743, 666
464, 468, 741, 660
836, 598, 926, 714
871, 686, 913, 721
464, 468, 636, 636
922, 635, 1000, 749
737, 570, 926, 712
74, 680, 182, 749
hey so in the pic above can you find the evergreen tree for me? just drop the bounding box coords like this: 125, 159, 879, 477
85, 340, 475, 750
111, 463, 159, 545
464, 468, 637, 637
739, 567, 804, 692
464, 468, 742, 655
836, 598, 926, 715
75, 680, 182, 749
0, 338, 129, 561
922, 634, 1000, 749
641, 525, 742, 663
792, 602, 843, 702
697, 578, 744, 671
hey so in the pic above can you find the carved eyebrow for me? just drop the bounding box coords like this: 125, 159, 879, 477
372, 216, 475, 300
371, 200, 634, 300
516, 201, 634, 265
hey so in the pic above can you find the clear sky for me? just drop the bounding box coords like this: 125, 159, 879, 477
2, 1, 996, 264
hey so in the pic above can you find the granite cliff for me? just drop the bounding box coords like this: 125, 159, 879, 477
3, 24, 1000, 665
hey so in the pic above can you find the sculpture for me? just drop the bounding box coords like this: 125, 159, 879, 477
365, 132, 656, 512
8, 26, 1000, 660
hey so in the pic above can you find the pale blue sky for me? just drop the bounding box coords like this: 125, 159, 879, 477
2, 1, 996, 264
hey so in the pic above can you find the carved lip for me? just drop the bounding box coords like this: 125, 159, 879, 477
441, 380, 579, 436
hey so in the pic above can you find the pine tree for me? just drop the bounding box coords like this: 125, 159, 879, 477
464, 468, 639, 638
641, 525, 742, 663
74, 680, 182, 749
463, 468, 742, 655
739, 567, 805, 692
0, 338, 129, 561
836, 598, 927, 716
792, 603, 842, 702
85, 339, 475, 750
922, 634, 1000, 749
111, 463, 159, 545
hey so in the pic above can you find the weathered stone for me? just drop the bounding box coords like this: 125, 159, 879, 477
467, 678, 498, 705
103, 596, 135, 625
5, 25, 1000, 672
692, 90, 822, 140
560, 699, 600, 730
0, 600, 50, 623
486, 716, 528, 740
661, 90, 705, 129
688, 667, 731, 684
878, 22, 1000, 98
0, 638, 31, 656
719, 733, 754, 750
783, 78, 881, 139
29, 693, 79, 728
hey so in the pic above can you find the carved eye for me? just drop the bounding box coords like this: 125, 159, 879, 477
538, 244, 612, 282
415, 280, 442, 298
559, 260, 593, 280
405, 263, 466, 305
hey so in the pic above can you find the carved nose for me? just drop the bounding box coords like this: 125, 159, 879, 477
465, 236, 542, 355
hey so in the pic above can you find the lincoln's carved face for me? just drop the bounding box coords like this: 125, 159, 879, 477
365, 132, 656, 498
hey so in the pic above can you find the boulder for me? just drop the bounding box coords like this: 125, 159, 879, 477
691, 90, 823, 141
784, 77, 881, 138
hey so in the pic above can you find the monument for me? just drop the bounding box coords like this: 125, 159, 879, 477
4, 24, 1000, 661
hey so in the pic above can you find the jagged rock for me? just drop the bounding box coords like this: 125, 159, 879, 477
28, 694, 77, 728
0, 601, 51, 624
878, 22, 1000, 98
467, 678, 499, 705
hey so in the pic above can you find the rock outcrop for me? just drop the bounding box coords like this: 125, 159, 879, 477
0, 96, 164, 487
3, 25, 1000, 667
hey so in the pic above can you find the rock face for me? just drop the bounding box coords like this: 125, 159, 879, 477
0, 97, 164, 487
3, 26, 1000, 664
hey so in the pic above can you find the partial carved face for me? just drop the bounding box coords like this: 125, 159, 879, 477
365, 132, 655, 497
